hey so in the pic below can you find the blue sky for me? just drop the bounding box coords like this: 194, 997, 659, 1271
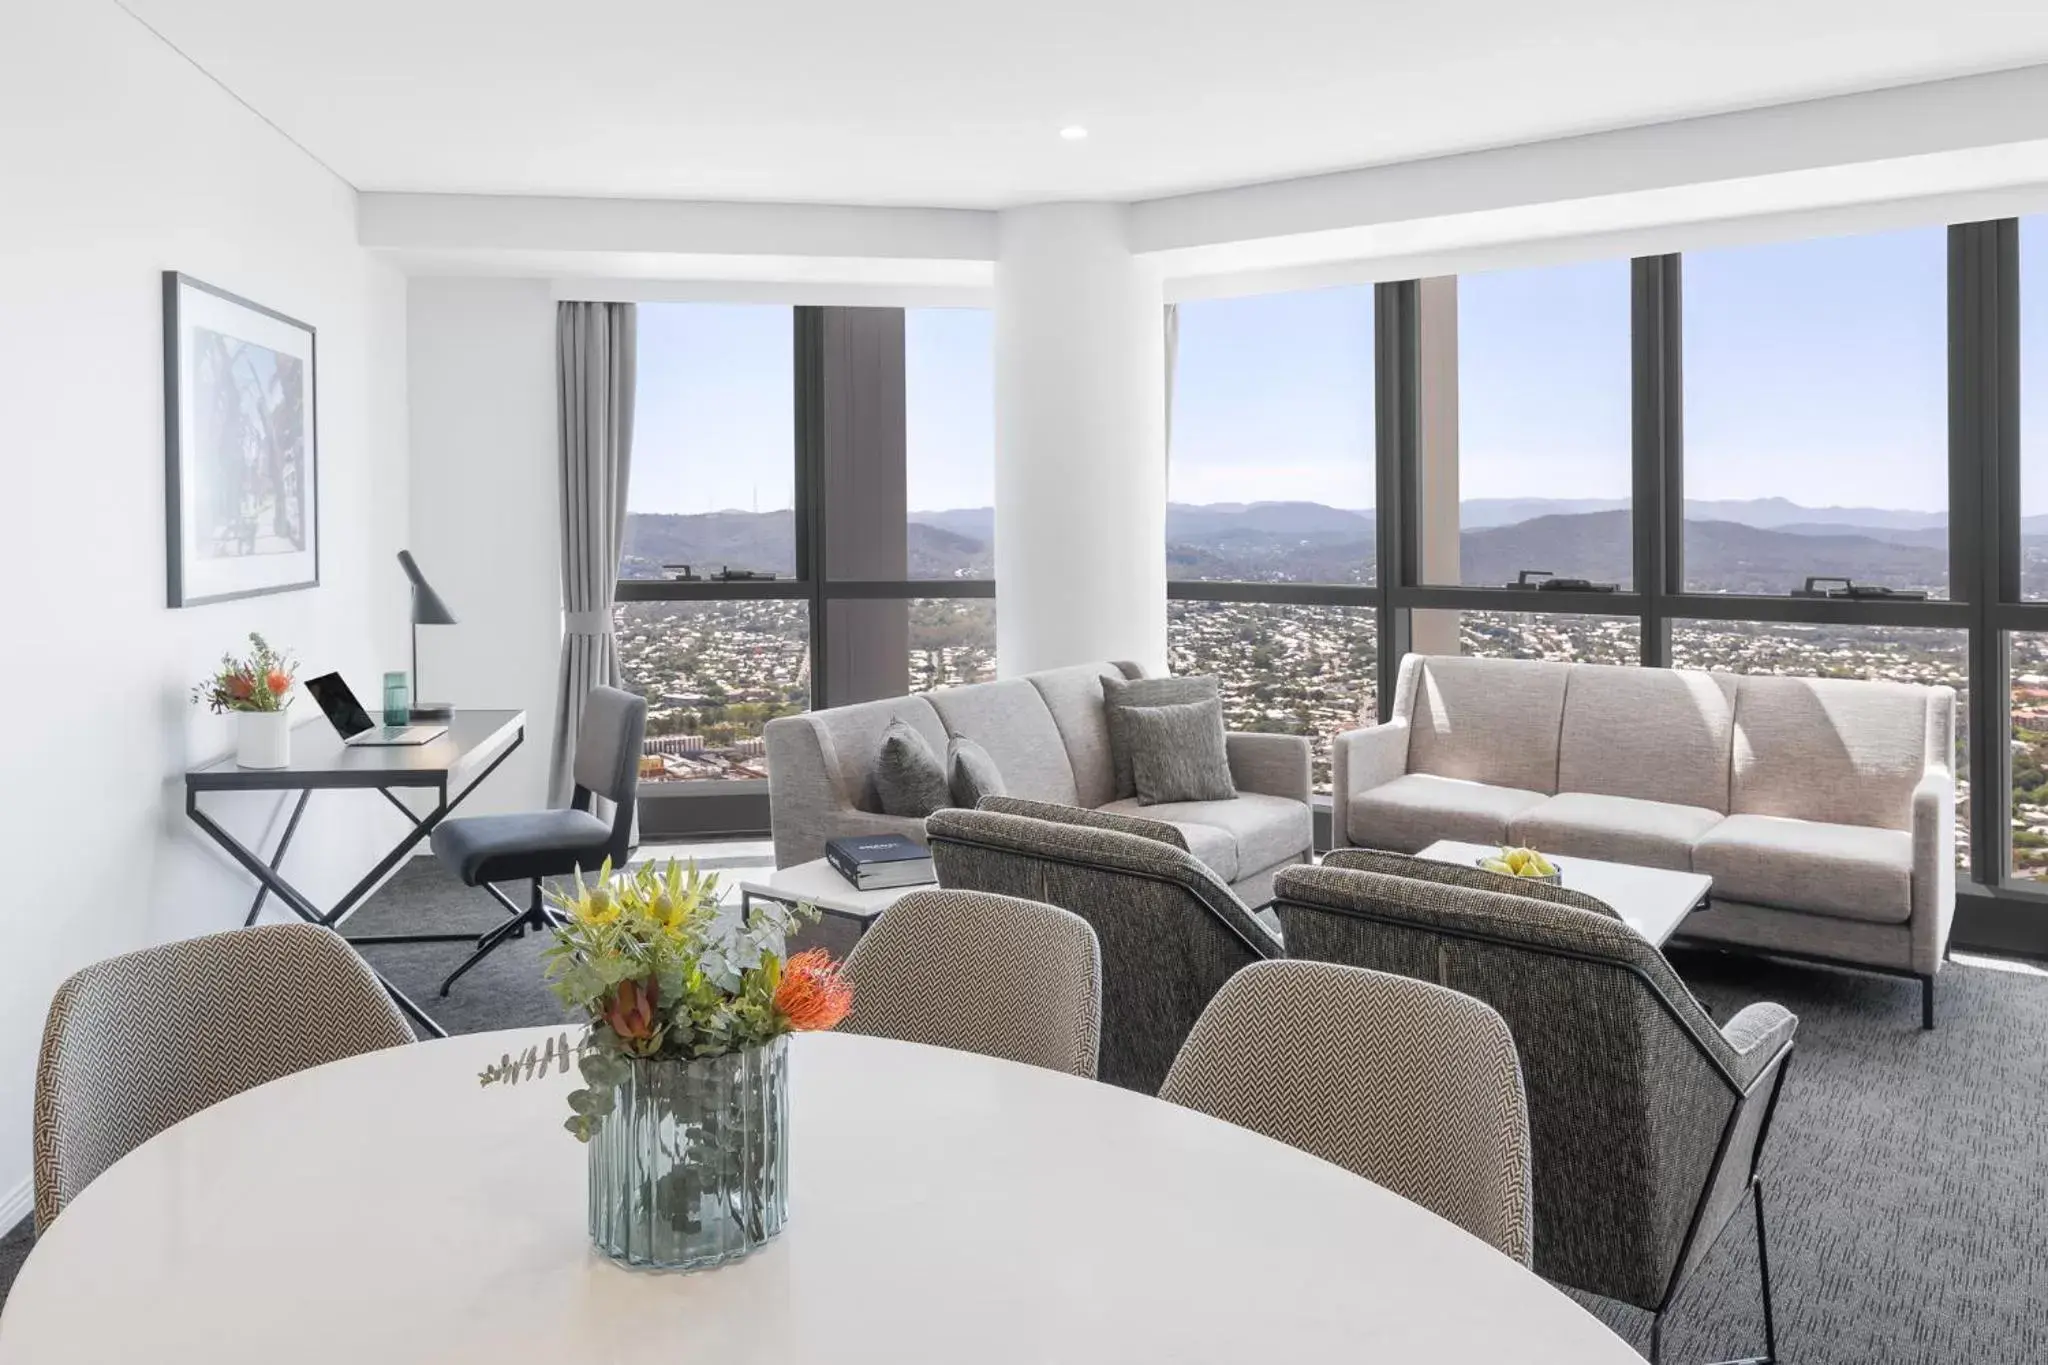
633, 221, 2046, 518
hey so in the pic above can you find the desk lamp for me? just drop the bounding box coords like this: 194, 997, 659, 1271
397, 550, 457, 720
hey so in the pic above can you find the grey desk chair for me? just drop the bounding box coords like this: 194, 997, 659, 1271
428, 685, 645, 996
1161, 959, 1532, 1263
1273, 850, 1798, 1365
840, 889, 1103, 1077
34, 924, 411, 1232
924, 804, 1280, 1093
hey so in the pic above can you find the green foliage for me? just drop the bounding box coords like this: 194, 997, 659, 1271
192, 632, 297, 714
477, 857, 821, 1143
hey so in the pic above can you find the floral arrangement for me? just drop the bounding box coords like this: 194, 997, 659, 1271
480, 858, 851, 1141
192, 632, 296, 714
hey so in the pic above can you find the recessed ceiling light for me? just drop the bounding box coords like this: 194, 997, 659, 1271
1059, 125, 1088, 141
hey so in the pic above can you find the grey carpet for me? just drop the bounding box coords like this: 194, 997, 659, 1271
2, 860, 2044, 1365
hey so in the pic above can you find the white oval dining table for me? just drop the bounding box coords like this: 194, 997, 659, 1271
0, 1027, 1638, 1364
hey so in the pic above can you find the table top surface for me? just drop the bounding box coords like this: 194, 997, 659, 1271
739, 857, 932, 918
1416, 838, 1710, 946
0, 1029, 1636, 1365
186, 708, 525, 790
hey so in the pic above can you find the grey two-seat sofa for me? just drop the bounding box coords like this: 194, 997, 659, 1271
1335, 653, 1957, 1025
765, 661, 1315, 903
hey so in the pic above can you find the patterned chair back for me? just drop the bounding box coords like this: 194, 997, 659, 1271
925, 806, 1281, 1093
34, 924, 412, 1232
1273, 851, 1795, 1311
1162, 959, 1532, 1262
840, 889, 1102, 1077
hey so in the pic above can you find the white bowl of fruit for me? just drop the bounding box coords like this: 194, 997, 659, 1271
1477, 845, 1561, 884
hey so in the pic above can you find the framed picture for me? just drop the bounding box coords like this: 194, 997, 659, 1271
164, 272, 319, 607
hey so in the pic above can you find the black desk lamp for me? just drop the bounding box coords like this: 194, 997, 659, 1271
397, 550, 457, 720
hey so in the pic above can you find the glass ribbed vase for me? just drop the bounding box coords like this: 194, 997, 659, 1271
586, 1037, 789, 1271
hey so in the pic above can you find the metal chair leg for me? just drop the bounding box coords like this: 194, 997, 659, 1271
1651, 1177, 1778, 1365
1754, 1177, 1777, 1364
439, 881, 552, 996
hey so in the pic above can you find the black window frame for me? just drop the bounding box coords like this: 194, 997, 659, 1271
624, 304, 995, 841
1164, 222, 2048, 959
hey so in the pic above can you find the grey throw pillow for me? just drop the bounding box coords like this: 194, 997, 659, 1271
1124, 698, 1237, 806
1102, 674, 1222, 799
874, 718, 950, 817
948, 736, 1007, 808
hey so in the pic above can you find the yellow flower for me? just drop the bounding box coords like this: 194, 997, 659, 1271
574, 884, 620, 925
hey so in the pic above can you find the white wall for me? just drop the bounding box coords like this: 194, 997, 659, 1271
0, 2, 412, 1224
406, 279, 562, 814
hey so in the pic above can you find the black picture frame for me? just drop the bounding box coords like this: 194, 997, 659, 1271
164, 271, 321, 608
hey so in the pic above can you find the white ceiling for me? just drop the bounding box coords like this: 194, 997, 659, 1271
124, 0, 2048, 209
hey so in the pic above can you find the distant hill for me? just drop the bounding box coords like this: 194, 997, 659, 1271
620, 498, 1959, 593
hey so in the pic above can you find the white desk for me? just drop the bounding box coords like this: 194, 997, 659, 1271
1416, 838, 1711, 947
0, 1029, 1640, 1364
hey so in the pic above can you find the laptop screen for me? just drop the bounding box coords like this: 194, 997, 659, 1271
304, 673, 375, 740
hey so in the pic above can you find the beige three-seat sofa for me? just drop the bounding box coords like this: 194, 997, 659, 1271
1334, 653, 1957, 1026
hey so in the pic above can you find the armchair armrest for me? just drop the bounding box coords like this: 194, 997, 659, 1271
1225, 732, 1311, 806
1909, 766, 1957, 977
1719, 1001, 1798, 1092
1329, 721, 1409, 848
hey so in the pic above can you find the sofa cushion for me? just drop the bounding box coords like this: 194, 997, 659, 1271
1026, 663, 1127, 808
875, 718, 951, 817
1100, 792, 1310, 882
924, 678, 1080, 806
1406, 656, 1569, 795
1509, 792, 1724, 873
1346, 773, 1549, 854
1557, 665, 1737, 813
1102, 674, 1221, 800
1126, 699, 1237, 805
806, 695, 950, 812
1692, 814, 1913, 924
1729, 674, 1932, 830
947, 737, 1006, 809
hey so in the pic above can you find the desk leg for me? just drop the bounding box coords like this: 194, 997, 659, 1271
244, 789, 312, 927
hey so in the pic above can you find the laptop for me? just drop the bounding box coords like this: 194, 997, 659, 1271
305, 673, 447, 747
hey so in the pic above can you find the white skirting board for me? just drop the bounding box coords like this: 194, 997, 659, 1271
0, 1175, 31, 1235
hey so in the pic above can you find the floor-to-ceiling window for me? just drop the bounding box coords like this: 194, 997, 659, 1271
1165, 217, 2045, 947
620, 302, 994, 835
1166, 287, 1377, 790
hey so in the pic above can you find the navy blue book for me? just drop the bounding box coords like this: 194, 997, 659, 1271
824, 834, 937, 891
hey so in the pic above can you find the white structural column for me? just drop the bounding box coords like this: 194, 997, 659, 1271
994, 204, 1167, 676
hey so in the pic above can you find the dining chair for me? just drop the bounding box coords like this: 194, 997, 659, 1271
1272, 850, 1797, 1365
924, 804, 1281, 1092
33, 923, 412, 1233
839, 889, 1103, 1077
427, 684, 645, 996
1159, 958, 1533, 1263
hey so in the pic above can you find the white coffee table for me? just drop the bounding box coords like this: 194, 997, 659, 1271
1414, 839, 1710, 947
737, 857, 929, 940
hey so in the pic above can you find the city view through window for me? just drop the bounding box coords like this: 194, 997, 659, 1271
617, 305, 995, 783
612, 230, 2045, 880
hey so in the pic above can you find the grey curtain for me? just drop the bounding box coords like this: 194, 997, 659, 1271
550, 301, 637, 807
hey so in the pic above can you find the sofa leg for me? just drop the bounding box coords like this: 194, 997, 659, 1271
1921, 974, 1935, 1031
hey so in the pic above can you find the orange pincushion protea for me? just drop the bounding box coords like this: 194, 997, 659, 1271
774, 949, 852, 1031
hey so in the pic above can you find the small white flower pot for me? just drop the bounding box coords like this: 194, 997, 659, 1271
236, 710, 291, 770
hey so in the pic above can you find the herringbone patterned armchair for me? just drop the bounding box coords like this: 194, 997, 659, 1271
925, 804, 1281, 1092
34, 924, 413, 1231
840, 889, 1103, 1077
1161, 958, 1532, 1263
1273, 850, 1797, 1365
